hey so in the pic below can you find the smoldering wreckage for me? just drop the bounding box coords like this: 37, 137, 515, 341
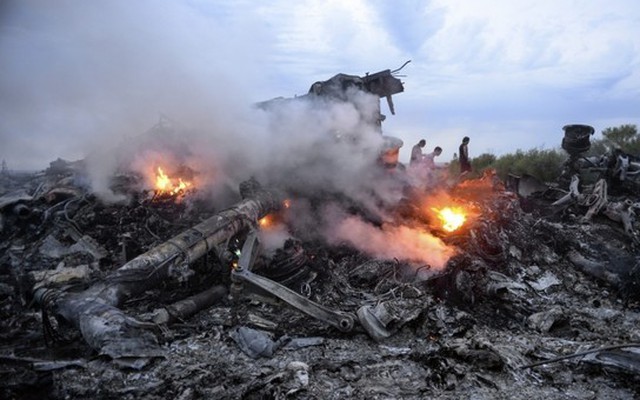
2, 65, 640, 400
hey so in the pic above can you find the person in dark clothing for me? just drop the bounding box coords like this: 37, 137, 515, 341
459, 136, 471, 174
410, 139, 426, 167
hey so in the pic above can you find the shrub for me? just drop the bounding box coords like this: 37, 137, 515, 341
472, 153, 497, 173
472, 148, 565, 183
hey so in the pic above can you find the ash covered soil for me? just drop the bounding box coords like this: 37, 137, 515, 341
1, 167, 640, 400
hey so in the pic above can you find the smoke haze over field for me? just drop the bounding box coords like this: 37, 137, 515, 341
2, 1, 638, 265
0, 0, 267, 170
2, 1, 640, 171
0, 1, 391, 202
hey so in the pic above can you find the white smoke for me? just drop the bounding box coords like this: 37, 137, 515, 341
0, 1, 395, 203
0, 1, 456, 266
320, 203, 455, 269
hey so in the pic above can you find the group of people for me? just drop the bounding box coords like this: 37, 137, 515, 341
410, 139, 442, 169
410, 136, 472, 176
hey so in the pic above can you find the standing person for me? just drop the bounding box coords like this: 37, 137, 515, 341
423, 146, 442, 169
410, 139, 426, 167
459, 136, 471, 174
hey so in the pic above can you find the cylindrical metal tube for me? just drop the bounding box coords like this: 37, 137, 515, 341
34, 184, 284, 357
83, 186, 284, 306
152, 285, 228, 324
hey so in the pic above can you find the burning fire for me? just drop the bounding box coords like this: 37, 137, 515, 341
432, 206, 467, 232
154, 166, 192, 195
259, 214, 274, 229
259, 200, 292, 229
418, 189, 478, 233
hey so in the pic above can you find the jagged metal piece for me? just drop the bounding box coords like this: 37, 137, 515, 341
356, 303, 393, 342
231, 231, 355, 333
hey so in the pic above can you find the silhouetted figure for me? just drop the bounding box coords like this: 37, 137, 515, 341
410, 139, 426, 167
459, 137, 471, 174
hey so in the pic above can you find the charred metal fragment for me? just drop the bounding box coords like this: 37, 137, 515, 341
233, 265, 356, 332
506, 173, 549, 198
258, 238, 310, 286
604, 199, 636, 234
551, 175, 638, 236
552, 175, 583, 207
357, 303, 394, 341
0, 190, 33, 210
522, 343, 640, 372
150, 285, 227, 325
33, 182, 284, 362
567, 250, 621, 286
231, 231, 356, 332
561, 124, 595, 155
0, 191, 34, 233
560, 124, 595, 183
229, 326, 290, 359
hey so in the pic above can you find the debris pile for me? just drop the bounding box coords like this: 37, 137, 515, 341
2, 74, 640, 399
1, 154, 639, 399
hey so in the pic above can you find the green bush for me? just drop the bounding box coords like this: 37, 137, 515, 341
449, 148, 563, 182
448, 152, 496, 178
588, 124, 640, 156
472, 153, 497, 172
482, 148, 564, 182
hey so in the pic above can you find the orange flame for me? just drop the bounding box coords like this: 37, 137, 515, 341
259, 214, 273, 229
419, 189, 478, 233
432, 206, 467, 232
154, 166, 192, 195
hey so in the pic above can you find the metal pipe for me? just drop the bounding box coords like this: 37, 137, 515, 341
151, 285, 228, 325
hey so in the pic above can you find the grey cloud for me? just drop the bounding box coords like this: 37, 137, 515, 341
0, 0, 272, 170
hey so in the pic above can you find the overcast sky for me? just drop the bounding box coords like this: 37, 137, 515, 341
1, 0, 639, 170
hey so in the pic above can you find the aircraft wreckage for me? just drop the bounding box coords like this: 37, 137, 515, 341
1, 66, 640, 399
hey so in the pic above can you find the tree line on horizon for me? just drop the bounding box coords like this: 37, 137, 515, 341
451, 124, 639, 183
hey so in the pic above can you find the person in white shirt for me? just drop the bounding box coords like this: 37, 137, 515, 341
423, 146, 442, 169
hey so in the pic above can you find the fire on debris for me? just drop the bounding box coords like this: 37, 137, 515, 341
413, 187, 482, 235
432, 206, 467, 232
2, 66, 640, 400
154, 166, 192, 195
258, 214, 275, 229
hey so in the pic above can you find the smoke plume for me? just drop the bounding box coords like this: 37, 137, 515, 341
321, 203, 455, 269
1, 1, 456, 266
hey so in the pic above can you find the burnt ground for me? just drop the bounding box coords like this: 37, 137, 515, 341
1, 168, 640, 400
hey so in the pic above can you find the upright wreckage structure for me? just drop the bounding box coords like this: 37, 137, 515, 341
257, 61, 409, 169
